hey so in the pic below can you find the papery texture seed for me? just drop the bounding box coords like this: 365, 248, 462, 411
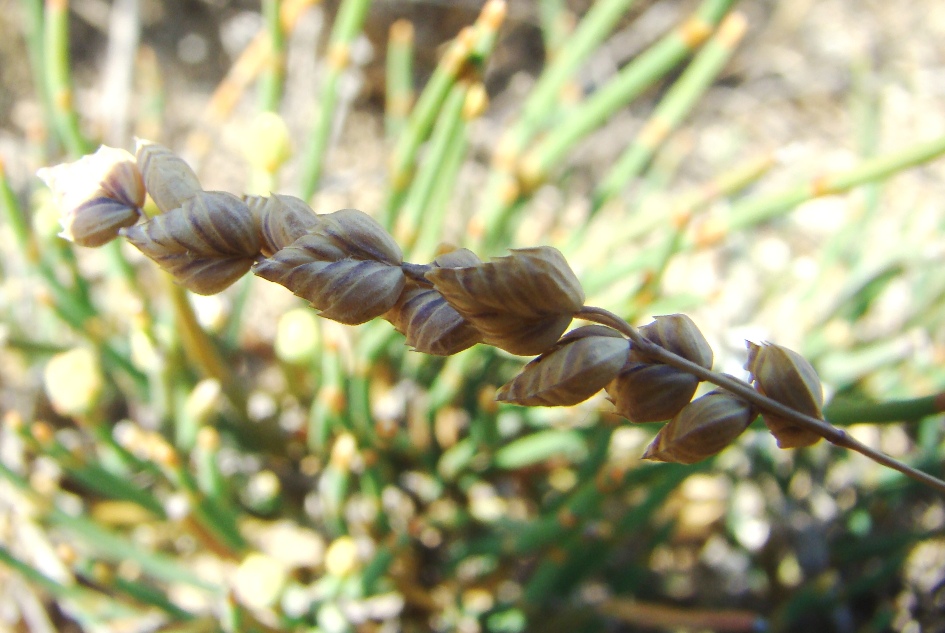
253, 209, 406, 325
425, 246, 585, 355
497, 325, 629, 406
385, 248, 483, 355
314, 208, 403, 265
122, 191, 261, 295
632, 314, 713, 368
135, 139, 203, 214
244, 193, 321, 257
642, 388, 754, 464
606, 314, 713, 422
38, 145, 144, 246
745, 342, 823, 448
606, 363, 701, 423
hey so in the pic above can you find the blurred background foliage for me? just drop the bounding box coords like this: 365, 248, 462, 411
1, 0, 945, 631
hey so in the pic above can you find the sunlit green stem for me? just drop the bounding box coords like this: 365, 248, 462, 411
44, 0, 91, 156
297, 0, 371, 201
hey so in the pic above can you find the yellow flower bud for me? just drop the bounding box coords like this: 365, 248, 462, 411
44, 348, 104, 417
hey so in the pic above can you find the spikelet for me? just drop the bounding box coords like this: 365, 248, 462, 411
135, 139, 203, 214
253, 209, 405, 325
642, 388, 754, 464
244, 193, 321, 257
37, 145, 144, 246
425, 246, 584, 356
385, 248, 482, 355
122, 191, 261, 295
745, 342, 823, 448
606, 314, 713, 422
497, 325, 629, 406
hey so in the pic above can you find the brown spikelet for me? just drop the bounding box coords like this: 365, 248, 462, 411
745, 342, 823, 448
135, 139, 203, 214
633, 314, 713, 368
244, 193, 321, 257
606, 315, 713, 422
385, 249, 483, 355
642, 388, 754, 464
122, 191, 261, 295
37, 146, 144, 247
497, 325, 629, 406
425, 246, 585, 356
253, 209, 405, 325
606, 363, 702, 423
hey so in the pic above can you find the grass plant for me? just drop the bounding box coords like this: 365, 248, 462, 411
2, 1, 945, 631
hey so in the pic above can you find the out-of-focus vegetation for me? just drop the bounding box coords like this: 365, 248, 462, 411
1, 1, 945, 631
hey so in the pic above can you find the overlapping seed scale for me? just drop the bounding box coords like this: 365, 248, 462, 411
497, 325, 629, 406
62, 193, 141, 247
254, 234, 405, 325
385, 284, 482, 355
315, 209, 403, 265
426, 246, 584, 355
635, 314, 713, 369
122, 191, 261, 295
135, 139, 203, 214
643, 389, 754, 464
244, 193, 321, 257
745, 342, 823, 448
99, 158, 146, 210
605, 362, 701, 423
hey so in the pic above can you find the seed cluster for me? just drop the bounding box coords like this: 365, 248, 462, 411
40, 141, 833, 465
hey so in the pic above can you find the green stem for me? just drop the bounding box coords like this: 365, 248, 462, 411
258, 0, 285, 112
297, 0, 371, 201
385, 19, 415, 141
825, 393, 945, 426
44, 0, 91, 156
697, 134, 945, 243
21, 0, 56, 154
167, 282, 247, 414
395, 80, 469, 256
517, 0, 734, 192
592, 11, 746, 212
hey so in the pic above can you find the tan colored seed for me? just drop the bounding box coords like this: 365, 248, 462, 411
497, 325, 629, 406
745, 342, 824, 448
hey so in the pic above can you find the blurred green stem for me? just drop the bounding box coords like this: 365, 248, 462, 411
825, 393, 945, 425
259, 0, 286, 112
44, 0, 91, 156
696, 134, 945, 243
297, 0, 371, 201
167, 282, 247, 414
385, 19, 415, 141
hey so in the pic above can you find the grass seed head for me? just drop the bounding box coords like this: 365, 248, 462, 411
425, 246, 584, 355
134, 139, 203, 214
122, 191, 261, 295
497, 325, 629, 406
642, 388, 754, 464
746, 342, 824, 448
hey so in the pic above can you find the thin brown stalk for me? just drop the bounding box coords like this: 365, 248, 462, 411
576, 305, 945, 494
